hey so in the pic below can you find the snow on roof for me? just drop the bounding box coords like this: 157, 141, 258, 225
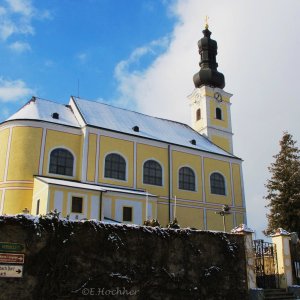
4, 96, 238, 159
72, 97, 235, 158
6, 97, 80, 128
35, 176, 155, 197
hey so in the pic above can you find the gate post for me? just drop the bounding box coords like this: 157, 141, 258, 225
231, 224, 256, 289
271, 228, 292, 288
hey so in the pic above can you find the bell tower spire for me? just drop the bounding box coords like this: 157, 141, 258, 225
193, 22, 225, 89
188, 25, 234, 154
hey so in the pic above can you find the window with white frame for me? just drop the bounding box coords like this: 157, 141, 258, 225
104, 153, 126, 180
210, 172, 226, 195
179, 167, 195, 191
49, 148, 74, 176
143, 160, 162, 186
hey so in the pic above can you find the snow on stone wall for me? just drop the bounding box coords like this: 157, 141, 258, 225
0, 215, 248, 300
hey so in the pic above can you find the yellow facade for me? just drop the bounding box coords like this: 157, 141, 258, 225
176, 206, 204, 229
172, 150, 202, 201
4, 189, 33, 214
0, 128, 9, 182
98, 136, 134, 188
206, 209, 234, 231
7, 126, 42, 181
235, 213, 245, 226
43, 129, 82, 180
136, 143, 168, 197
204, 157, 232, 205
232, 163, 243, 207
210, 101, 229, 129
0, 122, 246, 230
87, 133, 97, 182
0, 90, 246, 231
32, 178, 49, 215
31, 177, 157, 224
157, 202, 169, 226
189, 86, 234, 154
211, 135, 231, 153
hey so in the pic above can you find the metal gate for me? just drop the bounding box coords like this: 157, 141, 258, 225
290, 238, 300, 284
253, 239, 279, 289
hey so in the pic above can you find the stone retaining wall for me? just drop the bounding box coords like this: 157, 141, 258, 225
0, 215, 248, 299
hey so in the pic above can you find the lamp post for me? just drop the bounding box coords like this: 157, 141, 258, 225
215, 205, 231, 232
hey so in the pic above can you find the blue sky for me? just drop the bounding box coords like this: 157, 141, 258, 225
2, 0, 300, 238
0, 0, 177, 116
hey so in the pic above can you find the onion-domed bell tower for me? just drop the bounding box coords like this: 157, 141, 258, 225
188, 21, 234, 154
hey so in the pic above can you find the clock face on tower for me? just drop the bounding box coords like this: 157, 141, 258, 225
214, 92, 222, 102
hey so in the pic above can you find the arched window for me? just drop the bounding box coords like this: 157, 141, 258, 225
216, 107, 222, 120
105, 153, 126, 180
49, 148, 74, 176
179, 167, 195, 191
143, 160, 162, 186
196, 108, 201, 121
210, 172, 226, 195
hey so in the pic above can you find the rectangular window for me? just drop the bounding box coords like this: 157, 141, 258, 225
72, 197, 83, 213
122, 206, 132, 222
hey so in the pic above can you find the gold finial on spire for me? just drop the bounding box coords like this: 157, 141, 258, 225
205, 15, 209, 29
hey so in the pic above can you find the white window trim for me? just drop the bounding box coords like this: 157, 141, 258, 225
177, 165, 198, 193
209, 171, 227, 196
142, 158, 164, 187
103, 151, 128, 182
47, 146, 76, 179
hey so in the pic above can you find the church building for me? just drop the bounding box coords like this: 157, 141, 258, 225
0, 26, 246, 231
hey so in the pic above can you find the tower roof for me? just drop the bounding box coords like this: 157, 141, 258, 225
193, 27, 225, 89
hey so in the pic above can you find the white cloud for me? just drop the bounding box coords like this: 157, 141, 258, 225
9, 41, 31, 53
0, 20, 15, 40
114, 0, 300, 237
0, 0, 51, 45
114, 37, 170, 108
5, 0, 33, 16
0, 78, 34, 102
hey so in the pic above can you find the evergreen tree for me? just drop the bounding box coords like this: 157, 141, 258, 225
265, 132, 300, 235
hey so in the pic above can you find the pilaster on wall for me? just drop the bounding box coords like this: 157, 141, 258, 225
271, 228, 293, 288
231, 224, 256, 289
81, 127, 89, 182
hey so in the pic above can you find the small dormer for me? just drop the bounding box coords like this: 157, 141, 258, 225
52, 112, 59, 119
132, 125, 139, 132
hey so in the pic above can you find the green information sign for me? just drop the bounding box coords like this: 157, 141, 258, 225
0, 242, 24, 253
